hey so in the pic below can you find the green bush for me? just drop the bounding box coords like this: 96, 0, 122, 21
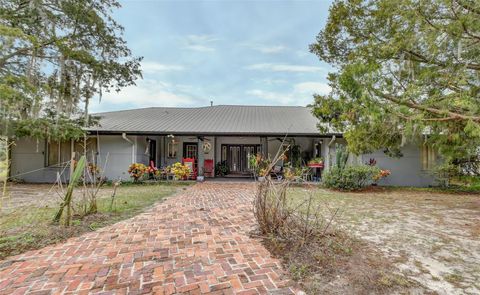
215, 160, 230, 176
322, 165, 380, 191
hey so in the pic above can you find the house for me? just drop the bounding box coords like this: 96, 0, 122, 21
10, 105, 436, 186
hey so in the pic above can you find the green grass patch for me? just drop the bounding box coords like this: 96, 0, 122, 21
0, 183, 185, 260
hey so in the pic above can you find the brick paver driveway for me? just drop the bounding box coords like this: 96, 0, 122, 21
0, 183, 296, 294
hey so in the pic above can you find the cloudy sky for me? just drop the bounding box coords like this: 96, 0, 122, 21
90, 0, 334, 112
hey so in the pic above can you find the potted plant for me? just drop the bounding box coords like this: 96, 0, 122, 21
249, 153, 270, 181
258, 168, 269, 182
215, 161, 230, 177
308, 157, 324, 167
171, 162, 190, 180
145, 165, 159, 180
128, 163, 147, 182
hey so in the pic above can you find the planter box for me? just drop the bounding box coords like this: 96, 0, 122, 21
307, 163, 324, 168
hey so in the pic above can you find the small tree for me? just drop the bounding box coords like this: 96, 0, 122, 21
53, 156, 86, 226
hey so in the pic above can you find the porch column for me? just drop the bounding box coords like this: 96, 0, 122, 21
212, 136, 216, 176
325, 135, 336, 170
324, 142, 330, 170
260, 137, 267, 157
197, 139, 205, 176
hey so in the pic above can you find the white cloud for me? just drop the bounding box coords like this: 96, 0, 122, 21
183, 34, 218, 52
90, 79, 196, 112
244, 44, 287, 54
253, 78, 289, 85
185, 34, 219, 43
293, 82, 331, 94
256, 45, 287, 53
296, 50, 311, 57
141, 61, 185, 73
184, 44, 215, 52
246, 81, 331, 105
245, 63, 325, 73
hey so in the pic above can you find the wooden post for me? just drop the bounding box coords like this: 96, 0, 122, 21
1, 138, 10, 210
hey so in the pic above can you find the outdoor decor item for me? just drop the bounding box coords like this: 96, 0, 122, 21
202, 141, 212, 153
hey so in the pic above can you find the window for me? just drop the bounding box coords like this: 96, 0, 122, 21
422, 144, 436, 170
183, 143, 198, 159
73, 138, 98, 163
47, 141, 72, 166
221, 146, 227, 162
167, 141, 177, 158
47, 138, 98, 167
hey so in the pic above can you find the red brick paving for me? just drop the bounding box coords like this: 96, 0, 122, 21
0, 183, 297, 294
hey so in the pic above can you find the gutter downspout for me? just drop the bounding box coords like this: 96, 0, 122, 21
325, 135, 336, 170
122, 133, 135, 163
328, 135, 336, 147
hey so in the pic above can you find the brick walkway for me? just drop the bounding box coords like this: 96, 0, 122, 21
0, 183, 296, 294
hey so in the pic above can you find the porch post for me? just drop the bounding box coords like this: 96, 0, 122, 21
324, 143, 330, 170
213, 136, 216, 176
260, 137, 267, 157
325, 135, 336, 170
197, 139, 204, 176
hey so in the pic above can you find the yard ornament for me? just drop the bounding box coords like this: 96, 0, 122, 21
203, 141, 212, 153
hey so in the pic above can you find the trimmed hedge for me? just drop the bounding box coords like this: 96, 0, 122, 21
322, 165, 381, 191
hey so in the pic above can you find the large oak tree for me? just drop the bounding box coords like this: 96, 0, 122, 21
0, 0, 142, 141
311, 0, 480, 176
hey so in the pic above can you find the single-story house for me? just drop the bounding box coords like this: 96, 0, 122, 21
10, 105, 437, 186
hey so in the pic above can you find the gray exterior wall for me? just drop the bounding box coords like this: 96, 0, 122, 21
10, 137, 70, 183
320, 138, 435, 187
96, 135, 162, 181
361, 143, 436, 187
10, 135, 437, 187
96, 135, 135, 181
10, 135, 159, 183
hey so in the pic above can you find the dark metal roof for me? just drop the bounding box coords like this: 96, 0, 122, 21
89, 105, 335, 136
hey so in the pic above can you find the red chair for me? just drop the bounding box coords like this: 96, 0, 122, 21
204, 159, 214, 177
182, 158, 197, 180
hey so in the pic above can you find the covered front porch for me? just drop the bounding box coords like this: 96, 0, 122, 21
131, 134, 344, 179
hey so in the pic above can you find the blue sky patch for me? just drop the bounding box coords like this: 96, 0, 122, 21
91, 0, 333, 112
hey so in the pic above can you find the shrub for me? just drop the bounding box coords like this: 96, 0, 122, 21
215, 160, 229, 176
171, 162, 190, 179
128, 163, 147, 182
322, 165, 381, 191
248, 153, 271, 177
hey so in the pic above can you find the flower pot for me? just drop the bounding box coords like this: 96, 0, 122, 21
197, 176, 205, 182
257, 176, 265, 182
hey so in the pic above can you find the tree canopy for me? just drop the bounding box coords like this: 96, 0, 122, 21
310, 0, 480, 175
0, 0, 142, 141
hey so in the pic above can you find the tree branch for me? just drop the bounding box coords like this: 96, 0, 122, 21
372, 89, 480, 122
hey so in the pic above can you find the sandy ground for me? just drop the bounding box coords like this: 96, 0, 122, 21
0, 183, 117, 213
303, 188, 480, 295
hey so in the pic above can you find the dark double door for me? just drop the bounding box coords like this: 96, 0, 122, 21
222, 144, 261, 173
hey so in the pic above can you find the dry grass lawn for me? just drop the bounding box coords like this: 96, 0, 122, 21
288, 187, 480, 295
0, 182, 189, 260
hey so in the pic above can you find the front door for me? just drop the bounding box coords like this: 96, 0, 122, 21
149, 139, 156, 165
183, 142, 198, 159
228, 145, 241, 172
222, 144, 261, 173
243, 146, 256, 171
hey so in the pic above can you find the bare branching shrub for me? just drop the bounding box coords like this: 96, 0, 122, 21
253, 140, 419, 294
253, 139, 339, 246
254, 177, 339, 247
